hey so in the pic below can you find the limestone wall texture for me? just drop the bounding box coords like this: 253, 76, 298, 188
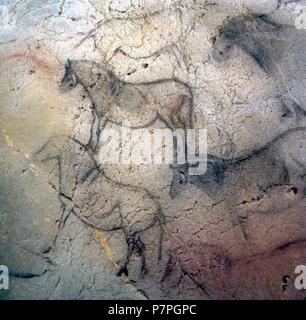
0, 0, 306, 299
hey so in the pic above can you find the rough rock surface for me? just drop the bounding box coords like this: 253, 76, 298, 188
0, 0, 306, 299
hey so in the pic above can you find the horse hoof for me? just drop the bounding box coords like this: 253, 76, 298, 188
117, 265, 128, 277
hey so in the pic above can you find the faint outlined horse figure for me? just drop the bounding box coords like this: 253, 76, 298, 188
34, 135, 165, 277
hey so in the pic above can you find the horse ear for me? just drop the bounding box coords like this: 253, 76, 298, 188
64, 59, 74, 73
169, 164, 190, 199
60, 59, 78, 92
106, 71, 119, 96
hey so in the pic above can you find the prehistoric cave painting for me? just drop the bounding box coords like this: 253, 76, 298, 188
3, 1, 306, 300
33, 11, 306, 291
212, 14, 285, 73
57, 54, 306, 222
34, 135, 165, 277
41, 56, 199, 279
212, 14, 306, 119
60, 59, 194, 149
169, 126, 306, 245
171, 126, 306, 195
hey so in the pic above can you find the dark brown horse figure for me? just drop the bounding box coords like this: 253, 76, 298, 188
60, 59, 194, 144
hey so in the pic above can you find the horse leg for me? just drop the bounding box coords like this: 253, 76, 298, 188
88, 110, 110, 151
117, 233, 148, 278
168, 94, 193, 129
134, 233, 148, 278
117, 233, 135, 277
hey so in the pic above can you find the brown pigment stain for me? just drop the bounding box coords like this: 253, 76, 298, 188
0, 51, 57, 76
163, 239, 306, 299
